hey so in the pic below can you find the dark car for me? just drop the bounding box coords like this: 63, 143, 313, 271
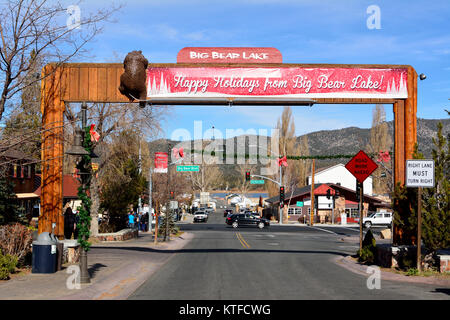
225, 213, 270, 229
223, 209, 233, 217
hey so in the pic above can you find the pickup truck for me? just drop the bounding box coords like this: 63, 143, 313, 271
361, 212, 392, 228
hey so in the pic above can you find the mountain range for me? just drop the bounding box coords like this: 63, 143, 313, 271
148, 117, 449, 188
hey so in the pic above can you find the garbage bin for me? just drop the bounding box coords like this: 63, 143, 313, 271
32, 232, 57, 273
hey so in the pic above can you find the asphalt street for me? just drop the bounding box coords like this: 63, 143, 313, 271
129, 203, 450, 300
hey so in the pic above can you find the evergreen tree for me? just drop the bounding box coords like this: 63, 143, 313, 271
421, 122, 450, 254
391, 144, 423, 245
0, 177, 20, 224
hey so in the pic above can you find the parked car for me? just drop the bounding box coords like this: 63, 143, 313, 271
193, 211, 208, 223
361, 211, 392, 228
223, 209, 233, 217
225, 213, 270, 229
205, 207, 214, 214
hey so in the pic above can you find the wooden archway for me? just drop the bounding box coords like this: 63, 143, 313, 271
39, 63, 417, 240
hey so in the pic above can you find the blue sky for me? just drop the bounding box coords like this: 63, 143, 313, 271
67, 0, 449, 140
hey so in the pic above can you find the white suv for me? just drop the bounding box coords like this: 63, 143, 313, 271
362, 211, 392, 228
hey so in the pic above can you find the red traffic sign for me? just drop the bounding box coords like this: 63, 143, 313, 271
345, 150, 378, 183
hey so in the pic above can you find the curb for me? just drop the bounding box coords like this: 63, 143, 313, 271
334, 255, 450, 286
59, 232, 195, 300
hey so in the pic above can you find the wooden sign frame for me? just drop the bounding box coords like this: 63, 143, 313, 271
39, 62, 417, 242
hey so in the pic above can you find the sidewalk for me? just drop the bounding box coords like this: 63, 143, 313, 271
0, 231, 194, 300
334, 255, 450, 286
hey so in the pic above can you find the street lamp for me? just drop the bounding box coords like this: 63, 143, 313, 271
65, 102, 92, 284
249, 144, 284, 224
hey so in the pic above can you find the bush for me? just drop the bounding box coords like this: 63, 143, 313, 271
0, 223, 33, 267
357, 229, 377, 264
0, 249, 18, 280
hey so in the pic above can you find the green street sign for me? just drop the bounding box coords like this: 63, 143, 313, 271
296, 201, 304, 207
176, 165, 200, 172
250, 180, 265, 185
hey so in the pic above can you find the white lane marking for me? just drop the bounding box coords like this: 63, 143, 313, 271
307, 226, 339, 235
267, 242, 279, 246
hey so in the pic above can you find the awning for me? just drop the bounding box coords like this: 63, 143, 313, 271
16, 193, 39, 199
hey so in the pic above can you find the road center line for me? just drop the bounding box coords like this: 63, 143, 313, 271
236, 232, 250, 248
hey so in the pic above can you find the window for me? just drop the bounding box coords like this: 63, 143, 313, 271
288, 207, 302, 215
384, 213, 391, 218
23, 166, 29, 179
375, 213, 382, 218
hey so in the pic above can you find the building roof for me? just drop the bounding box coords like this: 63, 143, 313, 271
0, 149, 38, 162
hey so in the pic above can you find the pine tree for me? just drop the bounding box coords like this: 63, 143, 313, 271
0, 177, 20, 225
391, 144, 423, 245
421, 122, 450, 255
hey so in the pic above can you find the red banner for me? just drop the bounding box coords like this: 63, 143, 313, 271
154, 152, 168, 173
146, 67, 408, 99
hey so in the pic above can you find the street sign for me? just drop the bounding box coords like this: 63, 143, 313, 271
176, 165, 200, 172
296, 201, 304, 207
345, 150, 378, 183
406, 160, 434, 187
250, 180, 265, 184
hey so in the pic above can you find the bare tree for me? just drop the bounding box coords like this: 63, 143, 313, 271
63, 102, 167, 236
366, 104, 393, 194
0, 0, 122, 122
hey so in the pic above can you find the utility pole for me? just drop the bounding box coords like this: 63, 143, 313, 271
165, 143, 172, 241
310, 159, 315, 226
138, 138, 142, 215
279, 158, 283, 225
149, 167, 152, 234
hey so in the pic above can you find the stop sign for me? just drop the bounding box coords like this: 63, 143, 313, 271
345, 150, 378, 183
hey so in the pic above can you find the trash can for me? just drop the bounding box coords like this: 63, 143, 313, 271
32, 232, 57, 273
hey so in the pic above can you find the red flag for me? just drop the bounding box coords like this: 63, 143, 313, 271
173, 147, 184, 159
90, 124, 100, 142
278, 155, 288, 167
377, 151, 391, 163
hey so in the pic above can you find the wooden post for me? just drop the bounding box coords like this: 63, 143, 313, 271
310, 159, 315, 226
39, 65, 64, 238
417, 187, 422, 272
359, 182, 363, 252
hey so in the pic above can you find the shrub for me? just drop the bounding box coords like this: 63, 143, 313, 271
357, 229, 377, 264
0, 223, 33, 267
0, 249, 18, 280
406, 268, 419, 276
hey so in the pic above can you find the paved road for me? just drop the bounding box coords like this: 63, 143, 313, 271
129, 204, 450, 300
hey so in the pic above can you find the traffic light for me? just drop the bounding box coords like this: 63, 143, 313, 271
326, 189, 331, 200
170, 191, 174, 199
279, 186, 285, 208
245, 171, 250, 181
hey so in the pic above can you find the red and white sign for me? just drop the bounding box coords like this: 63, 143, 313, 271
154, 152, 168, 173
345, 150, 378, 183
146, 67, 408, 99
177, 47, 282, 64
